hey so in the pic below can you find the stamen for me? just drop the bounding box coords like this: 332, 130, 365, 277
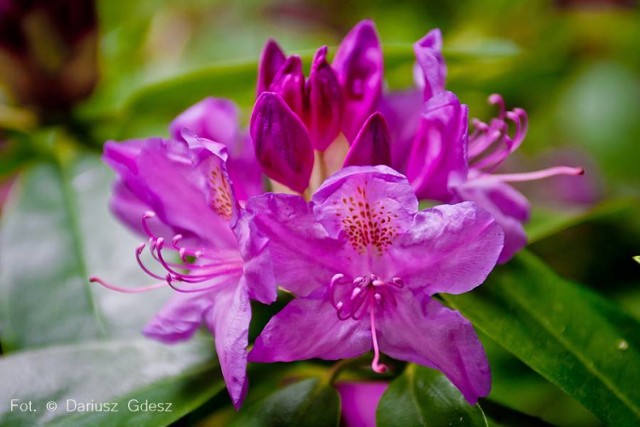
90, 277, 167, 293
165, 274, 236, 293
141, 211, 156, 238
488, 93, 505, 119
391, 277, 404, 287
331, 273, 345, 286
135, 243, 166, 280
172, 234, 183, 248
490, 166, 585, 183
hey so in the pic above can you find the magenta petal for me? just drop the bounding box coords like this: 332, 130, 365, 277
386, 202, 503, 295
249, 292, 371, 362
109, 181, 171, 239
414, 29, 446, 100
307, 46, 343, 151
333, 20, 383, 141
257, 39, 287, 95
378, 89, 424, 171
244, 193, 347, 297
169, 97, 239, 146
250, 92, 314, 193
142, 292, 212, 343
233, 208, 277, 304
270, 55, 306, 116
452, 177, 530, 263
204, 283, 251, 409
406, 91, 469, 202
336, 382, 388, 427
378, 295, 491, 404
104, 138, 237, 249
169, 99, 264, 201
312, 166, 419, 243
343, 112, 392, 167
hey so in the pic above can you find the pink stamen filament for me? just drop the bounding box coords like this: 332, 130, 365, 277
95, 211, 244, 296
89, 277, 167, 293
138, 239, 243, 283
141, 211, 156, 237
166, 274, 238, 293
468, 96, 530, 173
488, 166, 585, 183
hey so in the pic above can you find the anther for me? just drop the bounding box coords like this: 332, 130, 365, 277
331, 273, 345, 286
391, 277, 404, 287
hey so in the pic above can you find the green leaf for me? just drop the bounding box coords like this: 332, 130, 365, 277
0, 338, 222, 426
479, 399, 555, 427
444, 251, 640, 426
230, 378, 340, 427
526, 198, 639, 244
0, 161, 105, 349
0, 155, 171, 351
377, 364, 488, 427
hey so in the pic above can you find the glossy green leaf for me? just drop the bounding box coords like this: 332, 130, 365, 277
444, 251, 640, 426
377, 364, 487, 427
230, 378, 340, 427
0, 338, 222, 426
0, 155, 171, 351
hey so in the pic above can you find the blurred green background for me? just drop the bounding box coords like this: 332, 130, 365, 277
1, 1, 639, 426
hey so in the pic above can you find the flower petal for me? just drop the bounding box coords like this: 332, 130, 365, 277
205, 282, 252, 409
413, 29, 446, 100
249, 291, 371, 362
312, 166, 418, 256
343, 112, 392, 167
452, 176, 529, 263
270, 55, 305, 116
378, 295, 491, 404
169, 97, 239, 146
103, 137, 238, 249
234, 208, 277, 304
385, 201, 503, 295
169, 98, 264, 201
336, 382, 388, 427
333, 20, 383, 140
109, 181, 172, 239
250, 92, 314, 194
142, 292, 212, 343
306, 46, 343, 151
245, 193, 347, 297
378, 89, 423, 171
405, 91, 468, 202
257, 39, 287, 95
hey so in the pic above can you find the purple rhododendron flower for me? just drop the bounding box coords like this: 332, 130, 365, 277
384, 29, 583, 263
251, 20, 385, 193
337, 382, 388, 427
92, 131, 276, 409
246, 166, 504, 403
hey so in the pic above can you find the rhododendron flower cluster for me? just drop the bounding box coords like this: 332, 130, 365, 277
92, 19, 583, 411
